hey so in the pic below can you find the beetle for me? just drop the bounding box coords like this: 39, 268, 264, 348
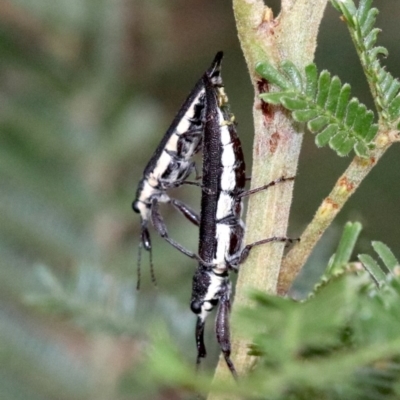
132, 52, 224, 287
190, 74, 296, 378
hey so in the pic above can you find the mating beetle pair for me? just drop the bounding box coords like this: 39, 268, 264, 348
133, 52, 295, 378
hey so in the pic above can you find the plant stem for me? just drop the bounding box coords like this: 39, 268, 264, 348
278, 128, 393, 295
207, 0, 328, 396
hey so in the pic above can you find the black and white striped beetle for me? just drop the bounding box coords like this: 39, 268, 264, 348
132, 53, 224, 286
190, 73, 295, 379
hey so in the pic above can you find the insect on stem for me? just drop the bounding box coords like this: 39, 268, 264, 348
132, 53, 224, 285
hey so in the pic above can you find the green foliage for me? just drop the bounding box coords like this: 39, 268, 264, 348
256, 0, 400, 158
25, 264, 139, 334
327, 221, 363, 275
311, 222, 363, 296
331, 0, 400, 124
256, 61, 377, 157
238, 268, 400, 399
359, 241, 400, 287
237, 232, 400, 399
142, 227, 400, 399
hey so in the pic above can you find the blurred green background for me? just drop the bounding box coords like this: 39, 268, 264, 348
0, 0, 399, 399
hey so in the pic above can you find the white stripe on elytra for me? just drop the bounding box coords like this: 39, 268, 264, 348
220, 121, 232, 145
221, 142, 235, 167
139, 88, 205, 206
220, 167, 236, 192
150, 151, 172, 180
166, 90, 204, 153
216, 192, 233, 220
176, 90, 205, 135
164, 132, 179, 152
211, 107, 246, 273
218, 109, 237, 195
214, 224, 232, 269
213, 219, 246, 272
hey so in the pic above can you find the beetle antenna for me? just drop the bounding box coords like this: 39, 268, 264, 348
136, 240, 142, 290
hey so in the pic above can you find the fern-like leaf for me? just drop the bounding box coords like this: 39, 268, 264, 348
328, 221, 363, 275
372, 241, 400, 274
332, 0, 400, 124
359, 241, 400, 287
256, 61, 377, 157
358, 253, 386, 287
311, 222, 363, 296
237, 268, 400, 399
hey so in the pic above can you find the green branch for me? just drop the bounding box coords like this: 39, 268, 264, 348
278, 128, 392, 295
278, 0, 400, 295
